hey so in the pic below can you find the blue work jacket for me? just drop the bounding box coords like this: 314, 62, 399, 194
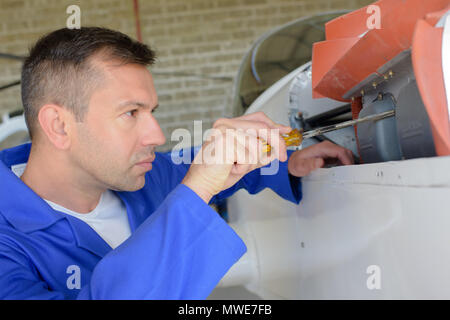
0, 143, 302, 299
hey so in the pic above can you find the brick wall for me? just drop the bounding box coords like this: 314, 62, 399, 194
0, 0, 373, 151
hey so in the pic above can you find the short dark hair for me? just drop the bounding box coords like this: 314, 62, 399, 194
21, 27, 156, 139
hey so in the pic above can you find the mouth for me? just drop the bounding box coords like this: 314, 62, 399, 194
135, 155, 155, 169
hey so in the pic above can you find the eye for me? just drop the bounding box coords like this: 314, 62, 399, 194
124, 109, 138, 118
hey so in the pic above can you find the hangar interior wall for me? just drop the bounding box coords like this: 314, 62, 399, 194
0, 0, 372, 151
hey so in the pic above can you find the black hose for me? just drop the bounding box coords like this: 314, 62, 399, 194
0, 80, 20, 91
0, 52, 25, 61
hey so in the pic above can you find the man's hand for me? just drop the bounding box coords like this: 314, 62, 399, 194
181, 112, 291, 203
288, 141, 354, 177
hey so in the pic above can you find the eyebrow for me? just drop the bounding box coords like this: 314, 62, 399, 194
117, 101, 159, 111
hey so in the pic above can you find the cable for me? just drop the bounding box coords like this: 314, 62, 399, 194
0, 52, 25, 61
0, 80, 20, 92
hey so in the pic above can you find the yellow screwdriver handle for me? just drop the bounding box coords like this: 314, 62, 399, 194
263, 128, 303, 153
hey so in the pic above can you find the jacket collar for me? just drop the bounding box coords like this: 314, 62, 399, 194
0, 143, 152, 258
0, 143, 65, 233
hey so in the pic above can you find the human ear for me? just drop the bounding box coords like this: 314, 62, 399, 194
37, 104, 72, 150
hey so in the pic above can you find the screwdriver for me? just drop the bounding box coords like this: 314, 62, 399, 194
263, 109, 395, 152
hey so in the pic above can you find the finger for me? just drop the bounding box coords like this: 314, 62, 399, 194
231, 163, 252, 176
217, 119, 272, 145
213, 119, 288, 162
237, 112, 291, 134
215, 118, 270, 132
242, 131, 275, 169
346, 149, 355, 164
293, 158, 323, 176
260, 128, 288, 162
232, 121, 287, 162
234, 131, 253, 165
236, 111, 278, 127
231, 144, 252, 175
202, 128, 234, 165
232, 133, 257, 175
314, 157, 325, 169
252, 137, 273, 168
242, 132, 260, 166
314, 142, 353, 166
335, 148, 353, 166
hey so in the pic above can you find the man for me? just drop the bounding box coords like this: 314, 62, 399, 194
0, 27, 353, 299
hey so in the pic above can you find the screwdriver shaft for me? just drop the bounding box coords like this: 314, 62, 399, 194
302, 109, 396, 140
263, 109, 396, 152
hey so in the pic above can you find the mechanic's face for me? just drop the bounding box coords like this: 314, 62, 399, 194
70, 59, 166, 191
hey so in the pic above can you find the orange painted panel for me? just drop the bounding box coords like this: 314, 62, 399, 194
311, 37, 360, 100
313, 28, 406, 101
312, 0, 450, 100
424, 5, 450, 26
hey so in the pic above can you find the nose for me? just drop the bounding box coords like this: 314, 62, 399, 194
140, 114, 166, 147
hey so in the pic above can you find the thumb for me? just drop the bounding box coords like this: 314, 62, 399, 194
305, 158, 323, 174
277, 124, 292, 135
304, 158, 323, 176
313, 157, 324, 169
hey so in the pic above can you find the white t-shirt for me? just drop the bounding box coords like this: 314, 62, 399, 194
11, 163, 132, 249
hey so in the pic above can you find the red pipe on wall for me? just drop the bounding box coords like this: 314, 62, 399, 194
133, 0, 142, 42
